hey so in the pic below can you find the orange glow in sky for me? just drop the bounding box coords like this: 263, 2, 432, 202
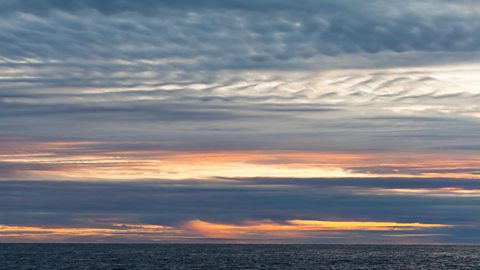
1, 139, 480, 180
184, 219, 450, 239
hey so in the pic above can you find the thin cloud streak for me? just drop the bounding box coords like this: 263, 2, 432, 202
185, 219, 450, 239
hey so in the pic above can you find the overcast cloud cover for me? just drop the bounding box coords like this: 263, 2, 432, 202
1, 0, 480, 243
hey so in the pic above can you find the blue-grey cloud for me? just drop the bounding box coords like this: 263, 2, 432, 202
1, 0, 480, 68
0, 178, 479, 243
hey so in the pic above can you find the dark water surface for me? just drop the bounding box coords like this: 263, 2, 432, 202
0, 244, 478, 269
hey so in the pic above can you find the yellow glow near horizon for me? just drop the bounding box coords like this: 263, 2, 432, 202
184, 219, 451, 239
0, 219, 451, 242
0, 223, 185, 241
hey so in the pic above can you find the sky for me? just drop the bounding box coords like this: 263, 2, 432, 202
1, 0, 480, 244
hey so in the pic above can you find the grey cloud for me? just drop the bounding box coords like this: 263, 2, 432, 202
347, 166, 480, 176
0, 0, 480, 70
238, 177, 480, 190
0, 178, 479, 243
0, 101, 248, 122
1, 65, 479, 155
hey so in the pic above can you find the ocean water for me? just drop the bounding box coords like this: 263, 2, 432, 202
0, 244, 478, 269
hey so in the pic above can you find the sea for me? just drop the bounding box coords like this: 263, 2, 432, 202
0, 244, 478, 269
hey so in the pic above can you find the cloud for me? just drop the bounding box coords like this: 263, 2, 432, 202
2, 66, 480, 161
0, 218, 451, 243
0, 178, 477, 243
0, 223, 186, 243
184, 219, 450, 239
3, 138, 480, 180
1, 1, 480, 243
1, 0, 480, 68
